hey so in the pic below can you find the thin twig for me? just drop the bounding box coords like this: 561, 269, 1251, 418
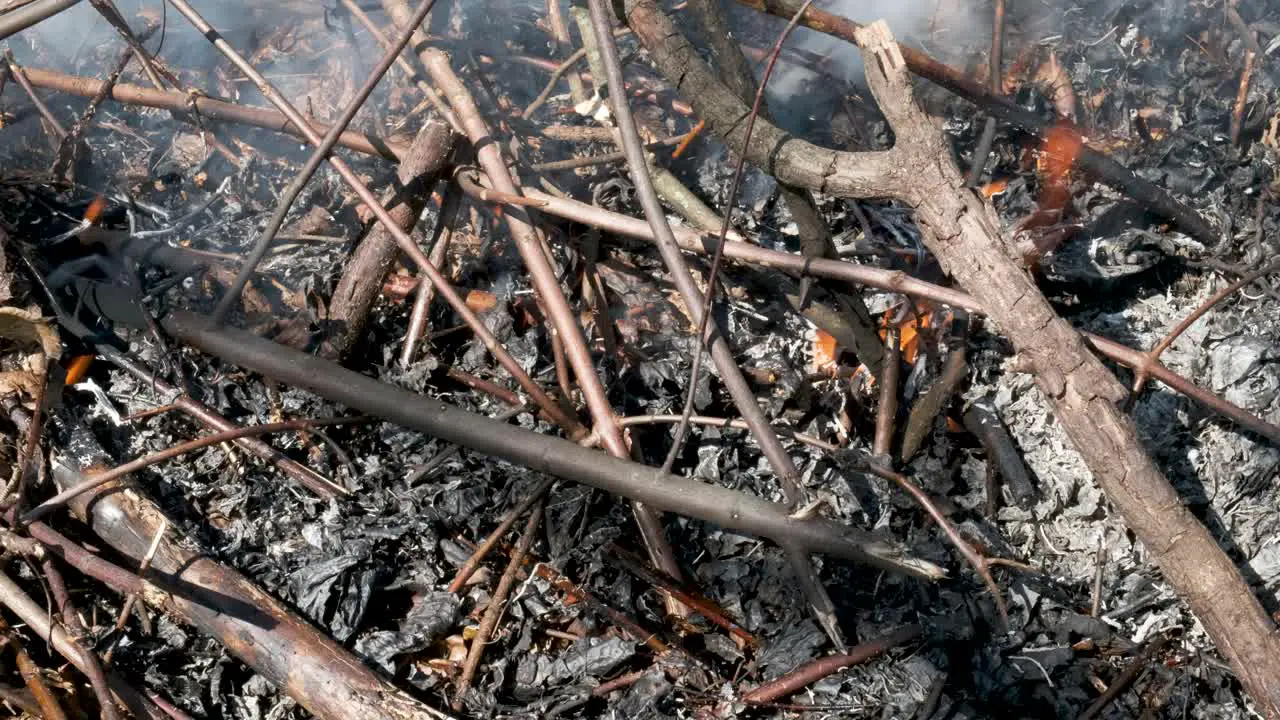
1133, 260, 1280, 395
1230, 47, 1256, 148
607, 544, 758, 647
900, 346, 968, 461
741, 625, 922, 703
53, 23, 153, 179
1090, 538, 1106, 618
661, 0, 815, 488
86, 0, 171, 89
453, 501, 543, 709
528, 132, 686, 172
0, 569, 183, 720
447, 478, 554, 592
857, 460, 1010, 625
544, 0, 590, 108
338, 0, 462, 132
111, 518, 168, 634
23, 417, 364, 522
401, 185, 463, 366
617, 414, 838, 451
4, 50, 66, 145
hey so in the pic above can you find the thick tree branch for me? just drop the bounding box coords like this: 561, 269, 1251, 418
622, 4, 1280, 715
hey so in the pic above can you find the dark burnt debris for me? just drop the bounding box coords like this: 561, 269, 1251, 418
0, 0, 1279, 717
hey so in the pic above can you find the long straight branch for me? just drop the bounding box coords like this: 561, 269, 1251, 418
164, 310, 945, 580
583, 0, 802, 498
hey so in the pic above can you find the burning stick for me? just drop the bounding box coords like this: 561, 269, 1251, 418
726, 0, 1217, 244
1230, 48, 1256, 149
873, 327, 901, 460
512, 184, 1280, 446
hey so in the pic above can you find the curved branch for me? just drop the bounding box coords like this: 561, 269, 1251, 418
624, 0, 900, 199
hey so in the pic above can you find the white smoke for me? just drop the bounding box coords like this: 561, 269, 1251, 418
762, 0, 987, 101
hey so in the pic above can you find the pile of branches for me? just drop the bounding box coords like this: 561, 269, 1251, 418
0, 0, 1278, 717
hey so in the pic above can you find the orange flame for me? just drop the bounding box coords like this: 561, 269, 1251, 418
1038, 123, 1083, 213
83, 195, 108, 225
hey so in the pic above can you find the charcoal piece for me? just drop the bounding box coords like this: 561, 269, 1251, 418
757, 620, 826, 679
289, 553, 376, 642
545, 636, 636, 685
614, 669, 674, 719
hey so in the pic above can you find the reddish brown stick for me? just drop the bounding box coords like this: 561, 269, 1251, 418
742, 625, 922, 703
0, 615, 70, 720
447, 477, 554, 592
20, 67, 410, 160
453, 502, 543, 709
49, 424, 457, 720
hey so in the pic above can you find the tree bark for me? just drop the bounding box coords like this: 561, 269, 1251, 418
50, 423, 456, 720
324, 116, 455, 360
